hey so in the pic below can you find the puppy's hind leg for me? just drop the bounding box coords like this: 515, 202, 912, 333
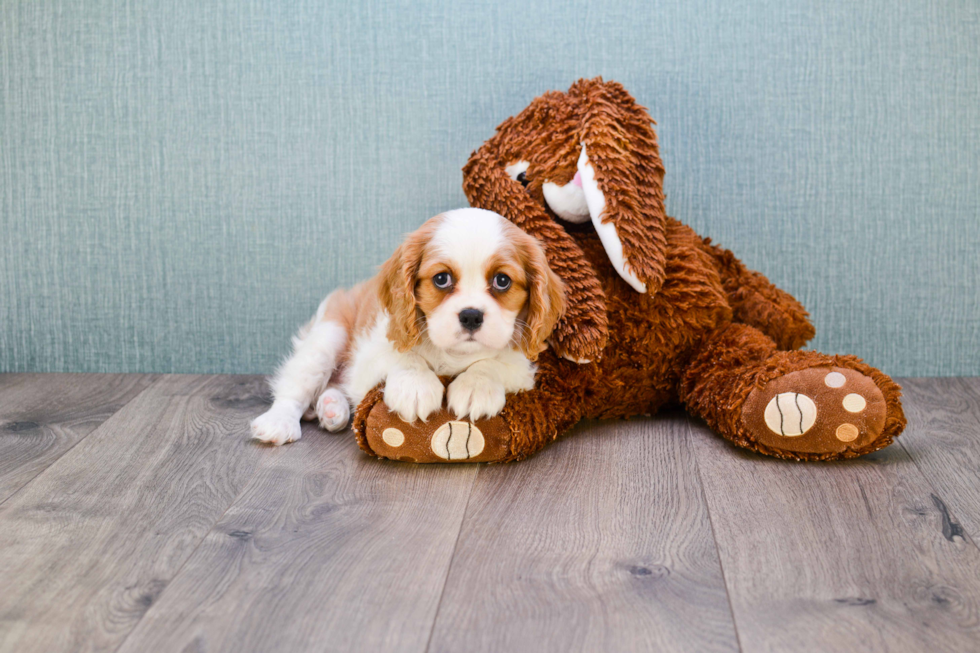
252, 320, 347, 445
315, 386, 351, 432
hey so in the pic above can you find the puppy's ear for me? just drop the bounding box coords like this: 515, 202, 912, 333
514, 231, 566, 361
378, 217, 440, 352
570, 77, 668, 296
463, 139, 607, 363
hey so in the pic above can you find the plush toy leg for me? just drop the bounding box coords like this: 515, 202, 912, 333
353, 390, 514, 463
352, 360, 583, 463
679, 323, 906, 460
704, 242, 816, 350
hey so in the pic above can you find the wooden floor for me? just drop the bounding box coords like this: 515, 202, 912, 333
1, 375, 979, 652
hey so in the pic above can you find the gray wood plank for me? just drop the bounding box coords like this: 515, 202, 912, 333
0, 374, 269, 653
0, 373, 157, 504
115, 424, 478, 653
427, 416, 739, 653
899, 378, 980, 543
689, 415, 980, 652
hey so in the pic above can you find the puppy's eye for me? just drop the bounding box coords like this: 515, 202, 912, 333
491, 273, 511, 291
516, 172, 529, 188
433, 272, 453, 289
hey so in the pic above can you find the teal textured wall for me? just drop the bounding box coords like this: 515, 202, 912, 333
2, 0, 978, 376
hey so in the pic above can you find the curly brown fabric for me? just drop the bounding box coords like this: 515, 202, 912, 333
355, 77, 906, 463
703, 239, 816, 350
463, 130, 609, 363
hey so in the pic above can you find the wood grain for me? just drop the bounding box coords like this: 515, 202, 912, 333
427, 415, 739, 653
689, 415, 980, 652
898, 378, 980, 543
4, 374, 980, 652
0, 373, 156, 504
0, 375, 269, 653
115, 422, 478, 653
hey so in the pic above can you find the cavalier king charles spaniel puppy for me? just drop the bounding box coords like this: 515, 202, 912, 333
251, 208, 565, 445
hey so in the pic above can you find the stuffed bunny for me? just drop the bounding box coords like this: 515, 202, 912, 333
353, 78, 906, 462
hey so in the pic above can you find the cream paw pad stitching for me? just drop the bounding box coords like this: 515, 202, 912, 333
430, 421, 486, 460
742, 366, 888, 455
763, 393, 817, 437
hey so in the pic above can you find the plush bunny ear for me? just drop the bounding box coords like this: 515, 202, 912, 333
571, 78, 668, 296
463, 146, 609, 363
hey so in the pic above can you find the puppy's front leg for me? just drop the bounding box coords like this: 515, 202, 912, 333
447, 352, 536, 421
383, 353, 445, 423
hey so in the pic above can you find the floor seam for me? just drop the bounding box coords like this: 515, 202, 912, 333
685, 416, 745, 653
0, 374, 162, 512
423, 465, 481, 653
110, 472, 255, 653
111, 376, 271, 653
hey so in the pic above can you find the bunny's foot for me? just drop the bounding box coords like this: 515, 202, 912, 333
353, 388, 512, 463
742, 366, 895, 458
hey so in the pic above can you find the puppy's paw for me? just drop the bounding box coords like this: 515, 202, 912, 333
316, 388, 350, 432
447, 372, 506, 421
384, 368, 444, 423
251, 409, 302, 445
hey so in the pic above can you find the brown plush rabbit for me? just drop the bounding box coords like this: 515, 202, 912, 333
353, 78, 906, 462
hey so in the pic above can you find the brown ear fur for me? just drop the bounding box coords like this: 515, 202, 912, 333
377, 217, 441, 352
514, 231, 566, 361
571, 78, 669, 296
463, 142, 608, 362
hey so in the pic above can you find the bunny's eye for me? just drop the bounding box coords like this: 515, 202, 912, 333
505, 160, 531, 187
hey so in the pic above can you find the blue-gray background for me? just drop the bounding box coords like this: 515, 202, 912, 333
2, 0, 978, 376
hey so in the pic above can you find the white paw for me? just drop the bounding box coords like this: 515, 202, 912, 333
251, 409, 302, 445
384, 368, 444, 423
316, 388, 350, 432
447, 372, 506, 421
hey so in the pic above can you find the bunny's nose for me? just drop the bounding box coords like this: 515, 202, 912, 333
572, 171, 583, 187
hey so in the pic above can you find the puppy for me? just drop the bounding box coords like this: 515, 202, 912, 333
251, 208, 565, 445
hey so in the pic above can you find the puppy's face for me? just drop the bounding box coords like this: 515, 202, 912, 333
379, 208, 564, 360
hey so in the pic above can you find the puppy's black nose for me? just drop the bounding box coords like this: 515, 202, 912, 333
458, 308, 484, 332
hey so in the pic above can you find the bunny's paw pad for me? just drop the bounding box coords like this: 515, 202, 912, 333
742, 367, 887, 456
360, 404, 510, 463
